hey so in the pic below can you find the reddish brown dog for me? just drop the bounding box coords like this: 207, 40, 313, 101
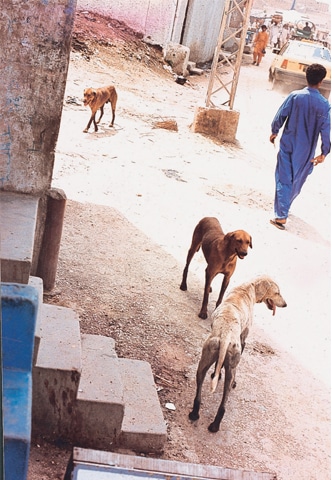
83, 85, 117, 133
180, 217, 252, 319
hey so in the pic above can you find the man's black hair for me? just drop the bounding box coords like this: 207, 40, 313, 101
306, 63, 327, 86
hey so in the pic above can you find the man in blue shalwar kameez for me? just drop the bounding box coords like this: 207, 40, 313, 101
269, 63, 331, 230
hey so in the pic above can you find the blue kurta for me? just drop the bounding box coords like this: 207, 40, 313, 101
271, 86, 331, 219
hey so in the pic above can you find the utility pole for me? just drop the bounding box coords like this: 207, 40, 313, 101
205, 0, 254, 110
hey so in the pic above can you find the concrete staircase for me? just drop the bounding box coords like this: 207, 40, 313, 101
1, 191, 167, 456
31, 276, 167, 454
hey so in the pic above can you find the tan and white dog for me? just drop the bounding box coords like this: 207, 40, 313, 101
189, 275, 287, 432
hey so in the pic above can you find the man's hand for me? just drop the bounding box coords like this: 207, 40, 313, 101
270, 134, 277, 144
311, 154, 325, 166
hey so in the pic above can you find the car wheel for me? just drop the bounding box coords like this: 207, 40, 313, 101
272, 76, 280, 91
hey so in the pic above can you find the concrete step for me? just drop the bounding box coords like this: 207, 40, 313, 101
118, 358, 167, 454
32, 304, 82, 441
0, 192, 39, 284
31, 307, 166, 453
75, 334, 124, 450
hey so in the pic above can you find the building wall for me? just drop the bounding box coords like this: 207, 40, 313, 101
181, 0, 225, 64
77, 0, 186, 46
0, 0, 77, 194
76, 0, 225, 64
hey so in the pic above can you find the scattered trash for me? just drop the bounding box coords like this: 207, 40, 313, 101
165, 402, 176, 411
153, 119, 178, 131
175, 75, 187, 85
66, 96, 82, 106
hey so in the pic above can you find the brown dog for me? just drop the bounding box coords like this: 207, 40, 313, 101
83, 85, 117, 133
180, 217, 252, 319
189, 276, 287, 432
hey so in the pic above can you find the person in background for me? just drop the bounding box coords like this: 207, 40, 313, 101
269, 21, 281, 48
303, 22, 312, 33
269, 63, 331, 230
252, 25, 269, 66
279, 24, 290, 48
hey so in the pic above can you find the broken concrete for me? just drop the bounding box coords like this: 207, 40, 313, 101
191, 105, 240, 143
163, 42, 190, 77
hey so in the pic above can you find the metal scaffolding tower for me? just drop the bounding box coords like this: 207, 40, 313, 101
205, 0, 254, 110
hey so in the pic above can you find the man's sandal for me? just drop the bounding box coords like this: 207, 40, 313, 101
270, 219, 286, 230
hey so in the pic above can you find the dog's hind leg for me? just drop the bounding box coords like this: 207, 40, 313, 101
189, 340, 218, 421
240, 327, 249, 354
180, 241, 201, 292
208, 348, 241, 432
180, 222, 204, 292
109, 96, 117, 126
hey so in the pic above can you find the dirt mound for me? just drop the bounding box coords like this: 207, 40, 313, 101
72, 10, 165, 73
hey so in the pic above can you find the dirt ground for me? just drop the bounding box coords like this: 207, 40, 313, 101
27, 10, 330, 480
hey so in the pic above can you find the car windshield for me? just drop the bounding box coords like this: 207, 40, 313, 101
287, 42, 331, 61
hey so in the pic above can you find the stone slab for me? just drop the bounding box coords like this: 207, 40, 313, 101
32, 304, 82, 440
75, 334, 124, 449
118, 358, 167, 454
0, 192, 39, 284
67, 448, 276, 480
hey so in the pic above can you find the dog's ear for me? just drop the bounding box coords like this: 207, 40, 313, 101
249, 236, 253, 248
223, 232, 234, 245
92, 89, 97, 97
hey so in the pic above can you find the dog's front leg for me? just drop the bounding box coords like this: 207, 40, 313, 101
84, 113, 97, 133
199, 269, 214, 319
215, 274, 231, 308
96, 105, 104, 125
92, 113, 99, 132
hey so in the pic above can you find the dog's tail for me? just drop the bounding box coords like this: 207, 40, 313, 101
211, 332, 232, 393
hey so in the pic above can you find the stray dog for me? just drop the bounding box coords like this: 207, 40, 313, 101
83, 85, 117, 133
180, 217, 252, 319
189, 275, 287, 432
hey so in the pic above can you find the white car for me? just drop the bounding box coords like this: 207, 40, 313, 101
269, 40, 331, 98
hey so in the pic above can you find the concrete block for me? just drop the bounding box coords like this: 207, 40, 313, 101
75, 335, 124, 450
187, 61, 204, 75
192, 105, 240, 143
163, 42, 190, 76
32, 304, 82, 440
118, 358, 167, 454
0, 192, 39, 284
